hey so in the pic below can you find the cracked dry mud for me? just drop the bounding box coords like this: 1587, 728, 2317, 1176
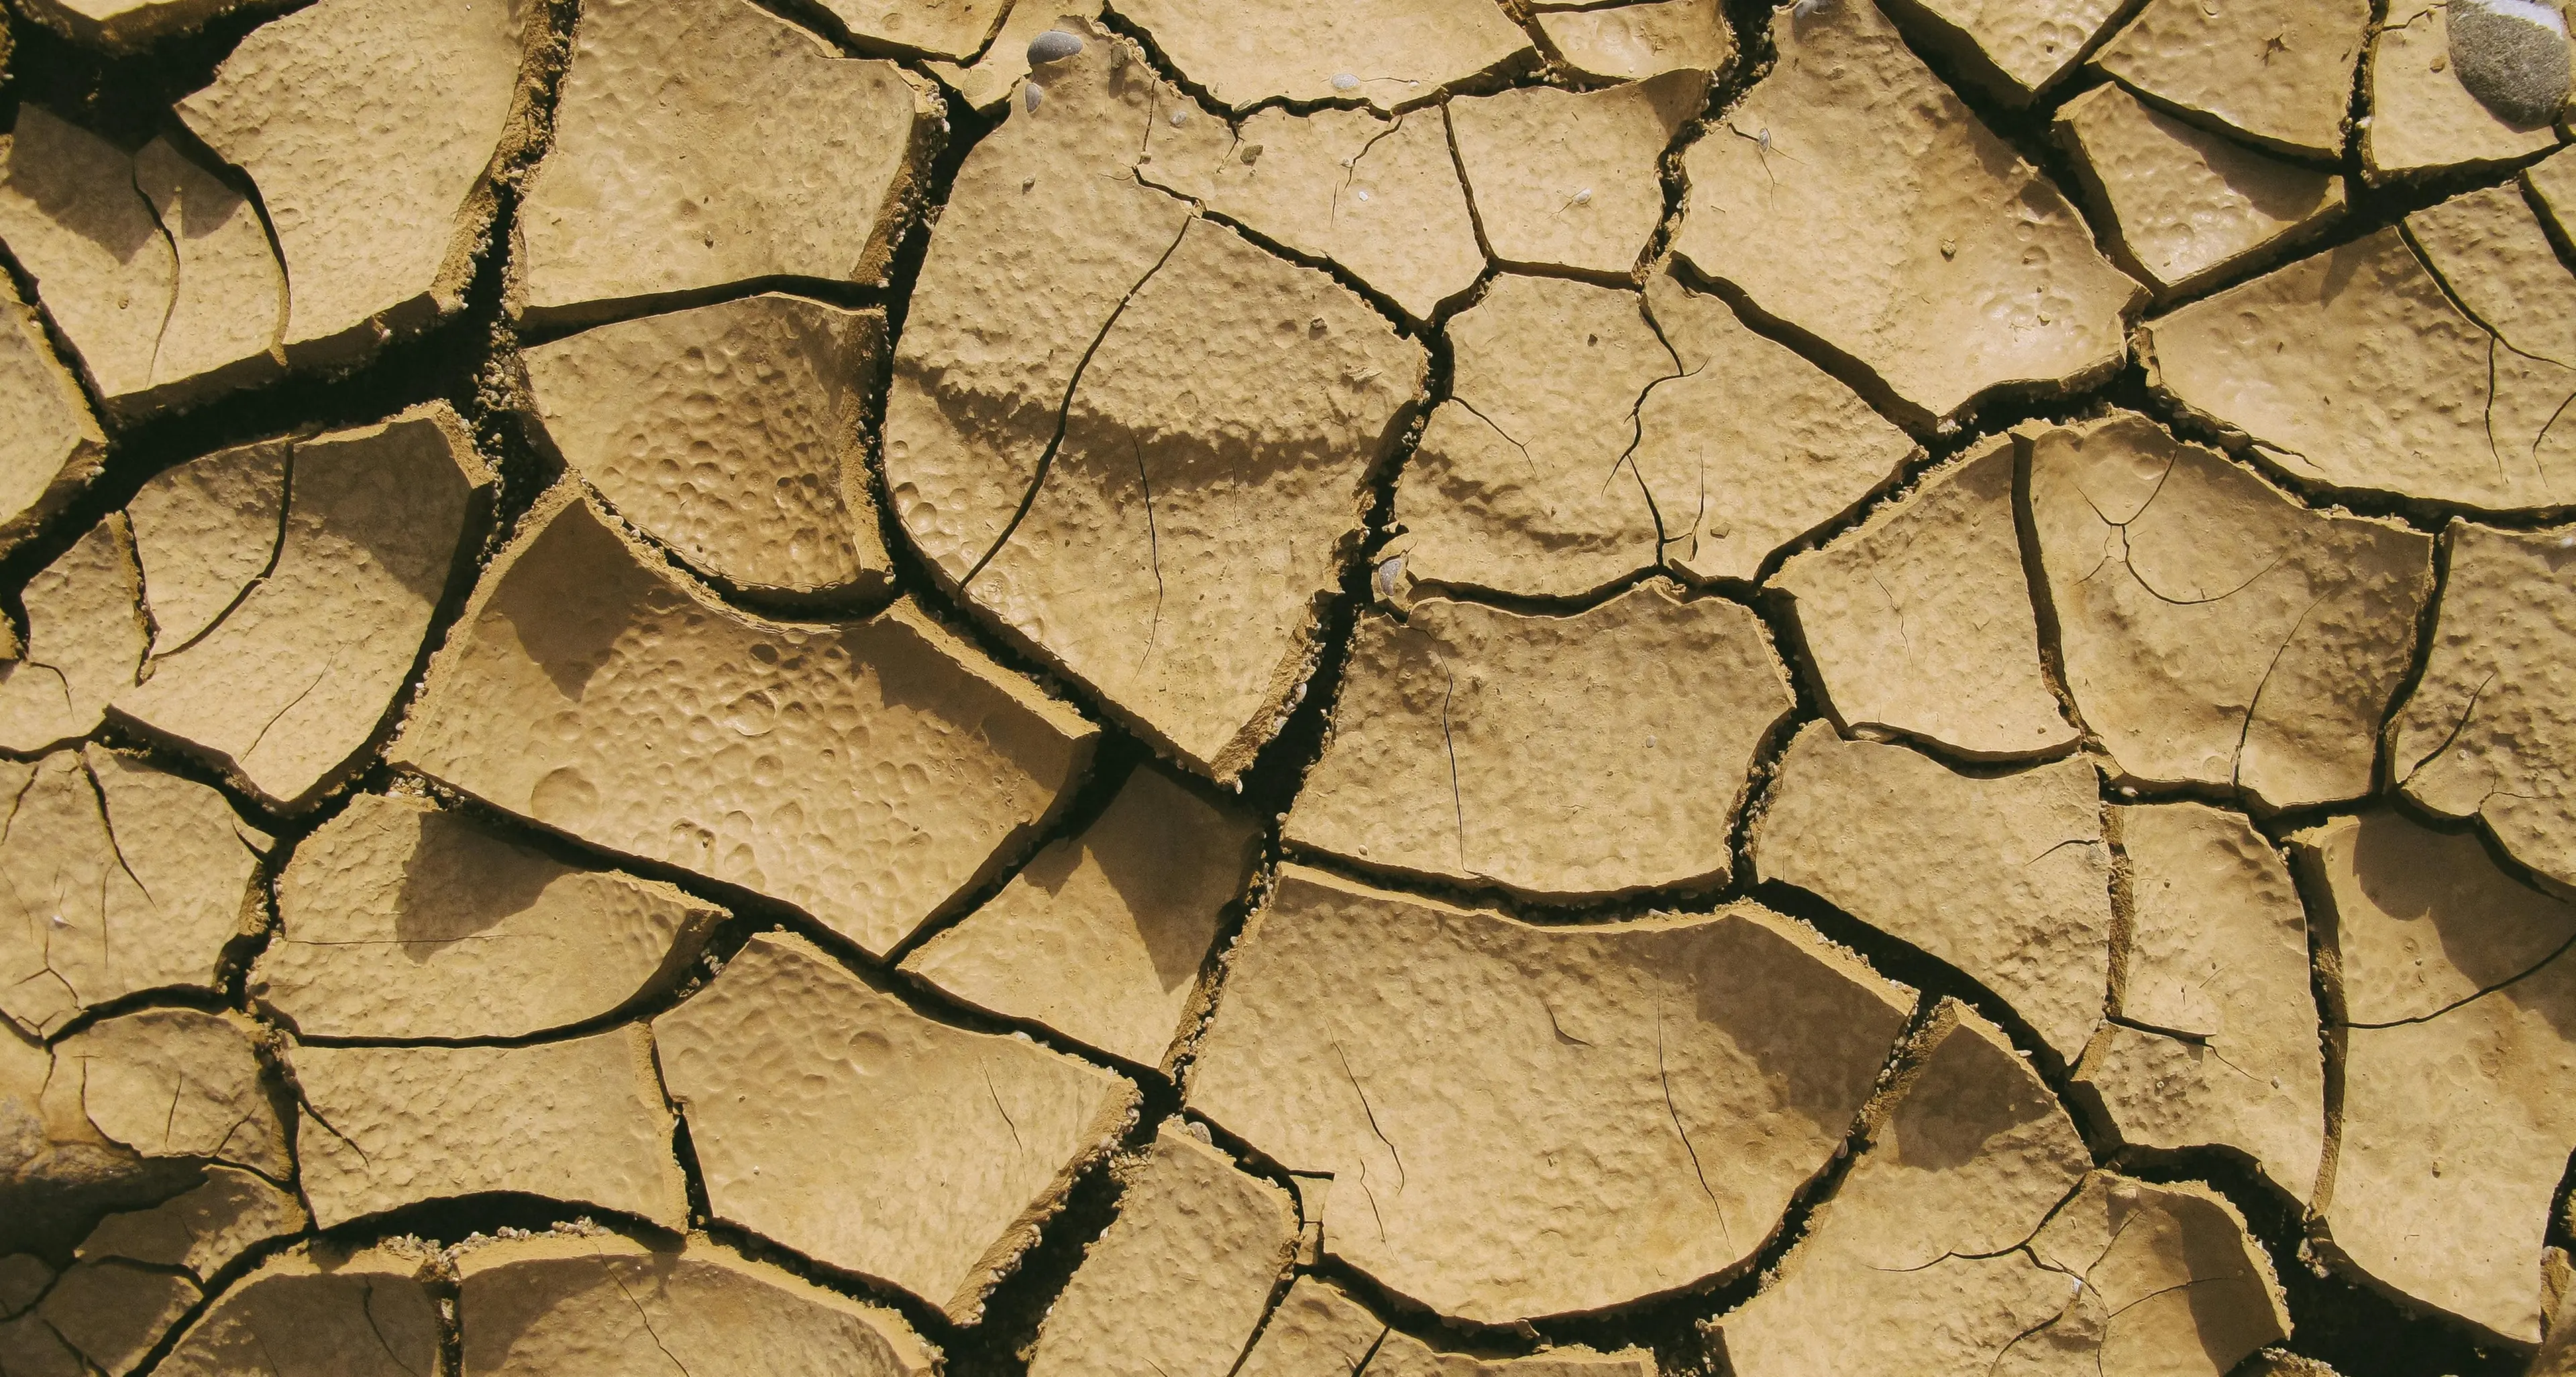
5, 0, 2576, 1372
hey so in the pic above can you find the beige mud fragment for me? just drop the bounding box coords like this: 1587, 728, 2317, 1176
0, 518, 142, 755
902, 766, 1258, 1068
1287, 584, 1792, 900
37, 1166, 306, 1377
2073, 802, 2324, 1201
392, 488, 1096, 956
927, 1, 1106, 112
886, 17, 1201, 581
2027, 413, 2434, 810
2409, 180, 2576, 368
0, 275, 104, 552
1234, 1276, 1386, 1377
812, 0, 1006, 60
1024, 1121, 1296, 1377
655, 932, 1138, 1322
114, 404, 490, 811
1188, 867, 1915, 1322
123, 438, 284, 655
17, 0, 246, 50
1370, 1328, 1656, 1377
1449, 71, 1705, 278
2090, 0, 2368, 159
2055, 82, 2345, 300
2141, 227, 2575, 509
2023, 1173, 2292, 1374
930, 217, 1423, 779
1755, 722, 2111, 1063
1, 1022, 200, 1257
1535, 0, 1734, 84
256, 791, 720, 1041
130, 138, 286, 409
517, 0, 936, 328
2392, 521, 2576, 891
79, 1165, 305, 1278
1885, 0, 2127, 105
522, 294, 891, 596
2298, 809, 2576, 1343
289, 1029, 686, 1230
1634, 265, 1918, 583
2531, 143, 2576, 236
1115, 0, 1532, 111
177, 0, 531, 364
0, 749, 264, 1036
158, 1245, 439, 1377
1719, 1003, 2095, 1375
2364, 0, 2565, 183
1143, 105, 1483, 326
1678, 1, 2141, 428
1774, 437, 2074, 760
53, 1007, 289, 1180
1391, 275, 1675, 598
0, 108, 175, 417
456, 1231, 938, 1376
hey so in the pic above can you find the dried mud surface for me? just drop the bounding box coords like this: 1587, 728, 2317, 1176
3, 0, 2576, 1373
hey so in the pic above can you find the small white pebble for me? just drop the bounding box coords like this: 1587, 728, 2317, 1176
1332, 72, 1361, 91
1572, 188, 1593, 205
1187, 1121, 1213, 1144
1354, 188, 1371, 203
1169, 107, 1190, 127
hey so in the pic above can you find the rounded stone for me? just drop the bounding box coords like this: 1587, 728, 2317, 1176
2449, 0, 2573, 127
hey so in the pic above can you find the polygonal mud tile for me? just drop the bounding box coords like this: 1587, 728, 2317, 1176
2090, 0, 2368, 159
1140, 102, 1484, 327
0, 109, 286, 422
0, 517, 144, 754
2142, 225, 2576, 510
1637, 263, 1919, 584
2073, 801, 2325, 1202
0, 273, 103, 553
0, 747, 266, 1038
2296, 808, 2576, 1345
1024, 1121, 1295, 1377
520, 292, 893, 598
1676, 0, 2142, 430
390, 484, 1098, 958
288, 1030, 687, 1231
156, 1244, 440, 1377
1773, 435, 2076, 761
1, 1021, 203, 1259
1236, 1276, 1654, 1376
1391, 274, 1677, 599
1286, 583, 1792, 901
1715, 1002, 2095, 1373
1116, 0, 1532, 111
515, 0, 938, 329
36, 1166, 305, 1377
1754, 720, 2111, 1064
2392, 520, 2576, 894
1883, 0, 2127, 105
890, 27, 1424, 781
2365, 0, 2567, 183
113, 404, 493, 812
1450, 70, 1707, 279
901, 764, 1260, 1070
653, 932, 1139, 1323
454, 1231, 938, 1376
1188, 866, 1915, 1323
1536, 0, 1734, 84
2024, 412, 2434, 811
928, 2, 1106, 111
810, 0, 1006, 60
2055, 81, 2345, 301
2019, 1172, 2292, 1375
256, 791, 720, 1042
176, 0, 535, 366
50, 1007, 290, 1181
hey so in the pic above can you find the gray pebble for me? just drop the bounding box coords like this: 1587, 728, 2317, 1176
2450, 0, 2573, 128
1024, 81, 1044, 113
1028, 28, 1084, 65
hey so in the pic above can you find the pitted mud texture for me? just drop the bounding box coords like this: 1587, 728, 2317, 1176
6, 0, 2576, 1372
